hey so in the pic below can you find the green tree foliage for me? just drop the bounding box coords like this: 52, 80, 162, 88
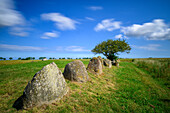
9, 57, 13, 60
92, 39, 131, 60
18, 57, 21, 60
39, 57, 46, 60
0, 57, 3, 60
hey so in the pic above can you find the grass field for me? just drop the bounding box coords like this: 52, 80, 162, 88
0, 59, 169, 112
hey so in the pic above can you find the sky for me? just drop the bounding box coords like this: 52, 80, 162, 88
0, 0, 170, 59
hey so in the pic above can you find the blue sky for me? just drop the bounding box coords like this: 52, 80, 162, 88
0, 0, 170, 59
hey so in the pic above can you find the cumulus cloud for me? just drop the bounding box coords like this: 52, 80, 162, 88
56, 46, 90, 52
0, 0, 25, 27
132, 44, 165, 51
122, 19, 170, 40
87, 6, 103, 10
41, 13, 78, 30
94, 19, 121, 31
85, 17, 95, 21
41, 31, 59, 39
115, 34, 128, 39
0, 44, 43, 51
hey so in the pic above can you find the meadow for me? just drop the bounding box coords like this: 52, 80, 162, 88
0, 58, 169, 112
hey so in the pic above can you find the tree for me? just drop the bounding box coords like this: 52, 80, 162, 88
0, 57, 3, 60
92, 39, 131, 61
32, 57, 35, 60
9, 57, 13, 60
39, 57, 46, 60
18, 57, 21, 60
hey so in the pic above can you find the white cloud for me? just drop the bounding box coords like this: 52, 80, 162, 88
85, 17, 95, 21
132, 44, 165, 51
0, 0, 25, 26
41, 13, 78, 30
56, 46, 90, 52
114, 34, 128, 39
87, 6, 103, 10
41, 31, 59, 39
0, 44, 43, 51
94, 19, 121, 31
121, 19, 170, 40
9, 27, 29, 37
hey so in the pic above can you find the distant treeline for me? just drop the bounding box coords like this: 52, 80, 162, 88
0, 57, 103, 60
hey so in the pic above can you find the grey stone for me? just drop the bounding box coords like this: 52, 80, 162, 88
87, 57, 102, 75
63, 60, 89, 82
97, 56, 103, 65
13, 62, 68, 110
103, 59, 112, 68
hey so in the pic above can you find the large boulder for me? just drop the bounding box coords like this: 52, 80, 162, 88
87, 57, 102, 75
103, 59, 112, 68
97, 56, 103, 65
63, 60, 89, 82
13, 62, 68, 110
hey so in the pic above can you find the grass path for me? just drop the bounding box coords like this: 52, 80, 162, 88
0, 60, 169, 112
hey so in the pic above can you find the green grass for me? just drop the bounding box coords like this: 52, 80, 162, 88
134, 59, 170, 88
0, 59, 169, 112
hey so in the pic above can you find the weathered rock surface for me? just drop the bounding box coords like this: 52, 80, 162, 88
63, 60, 89, 82
97, 56, 103, 65
103, 59, 112, 68
87, 57, 102, 75
13, 62, 68, 110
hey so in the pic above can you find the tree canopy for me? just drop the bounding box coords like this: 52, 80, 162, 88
92, 39, 131, 60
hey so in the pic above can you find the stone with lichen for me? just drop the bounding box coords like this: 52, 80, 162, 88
103, 59, 112, 68
87, 57, 102, 75
63, 60, 89, 82
13, 62, 68, 110
97, 56, 103, 65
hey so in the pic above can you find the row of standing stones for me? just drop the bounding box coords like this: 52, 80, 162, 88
13, 56, 119, 110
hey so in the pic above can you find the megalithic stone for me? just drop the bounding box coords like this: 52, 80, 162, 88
13, 62, 68, 110
87, 57, 103, 75
63, 60, 89, 82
